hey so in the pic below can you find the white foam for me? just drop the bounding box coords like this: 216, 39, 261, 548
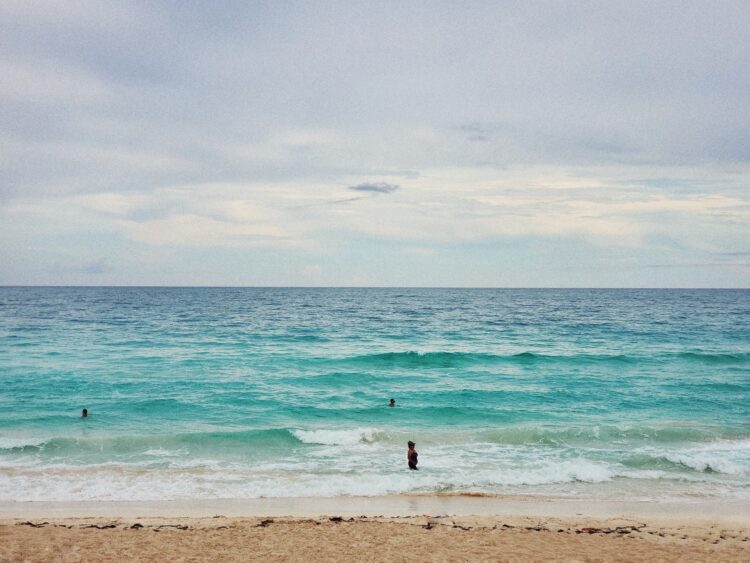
292, 428, 381, 446
1, 435, 749, 502
653, 438, 750, 476
0, 449, 616, 502
0, 436, 47, 449
0, 457, 740, 503
142, 448, 188, 458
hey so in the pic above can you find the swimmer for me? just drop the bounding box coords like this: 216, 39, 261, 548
81, 408, 88, 418
407, 440, 418, 470
389, 398, 396, 407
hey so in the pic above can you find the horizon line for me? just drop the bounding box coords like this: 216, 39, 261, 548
1, 285, 747, 290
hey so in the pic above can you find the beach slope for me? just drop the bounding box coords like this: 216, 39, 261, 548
2, 510, 749, 562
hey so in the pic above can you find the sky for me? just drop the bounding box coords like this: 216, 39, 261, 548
1, 1, 749, 287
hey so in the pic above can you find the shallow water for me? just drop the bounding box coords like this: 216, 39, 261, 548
1, 287, 748, 501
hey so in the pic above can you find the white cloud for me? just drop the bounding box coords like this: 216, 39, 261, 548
119, 214, 294, 248
0, 0, 144, 30
73, 192, 149, 216
0, 59, 114, 106
5, 166, 749, 256
1, 2, 749, 285
402, 247, 437, 256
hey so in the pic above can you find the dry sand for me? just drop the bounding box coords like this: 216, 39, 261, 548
1, 497, 748, 562
2, 512, 749, 562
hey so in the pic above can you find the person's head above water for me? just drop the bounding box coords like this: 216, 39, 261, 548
81, 408, 88, 417
389, 398, 395, 407
408, 441, 415, 448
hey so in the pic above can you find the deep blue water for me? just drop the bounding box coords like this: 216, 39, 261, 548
0, 287, 748, 501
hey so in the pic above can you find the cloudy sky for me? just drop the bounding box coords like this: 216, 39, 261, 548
1, 1, 748, 286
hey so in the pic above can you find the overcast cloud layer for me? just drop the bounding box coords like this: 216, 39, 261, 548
1, 1, 748, 286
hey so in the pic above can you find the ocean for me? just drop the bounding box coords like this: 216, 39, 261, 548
0, 287, 748, 503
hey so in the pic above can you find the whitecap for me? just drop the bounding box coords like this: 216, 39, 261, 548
292, 428, 381, 446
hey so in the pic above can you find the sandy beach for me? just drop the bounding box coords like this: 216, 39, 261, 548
2, 496, 748, 562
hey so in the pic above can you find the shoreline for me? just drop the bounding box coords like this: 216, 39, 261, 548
2, 494, 749, 524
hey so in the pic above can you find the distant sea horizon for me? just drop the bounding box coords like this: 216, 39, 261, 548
2, 285, 748, 290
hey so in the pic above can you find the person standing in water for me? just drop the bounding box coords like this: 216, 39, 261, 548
81, 408, 88, 418
407, 441, 418, 470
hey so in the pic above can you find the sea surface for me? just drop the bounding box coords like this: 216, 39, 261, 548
0, 287, 748, 502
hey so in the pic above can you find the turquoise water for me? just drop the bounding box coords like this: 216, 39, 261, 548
1, 287, 748, 501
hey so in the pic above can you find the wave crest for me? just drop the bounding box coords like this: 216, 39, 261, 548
292, 428, 383, 446
333, 349, 749, 368
340, 351, 633, 368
